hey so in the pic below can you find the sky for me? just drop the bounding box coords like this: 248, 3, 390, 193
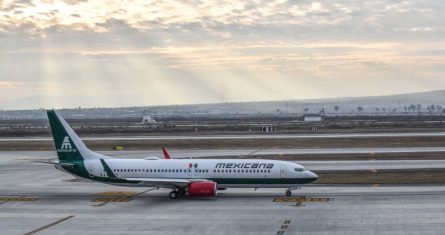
1, 0, 445, 109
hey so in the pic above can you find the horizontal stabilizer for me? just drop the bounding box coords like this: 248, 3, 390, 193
34, 160, 74, 168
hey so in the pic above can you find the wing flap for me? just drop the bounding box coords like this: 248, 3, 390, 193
123, 178, 208, 187
124, 178, 189, 186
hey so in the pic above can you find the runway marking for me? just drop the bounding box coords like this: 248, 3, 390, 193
91, 189, 155, 207
92, 197, 131, 202
371, 169, 378, 173
92, 201, 109, 207
97, 191, 137, 196
0, 197, 38, 202
372, 184, 381, 187
24, 215, 74, 235
293, 201, 304, 207
276, 219, 291, 235
274, 197, 329, 203
92, 191, 136, 205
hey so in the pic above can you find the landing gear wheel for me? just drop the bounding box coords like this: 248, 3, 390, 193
178, 188, 186, 196
286, 190, 292, 197
169, 190, 178, 199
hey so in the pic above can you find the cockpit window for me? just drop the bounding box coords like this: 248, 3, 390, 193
294, 168, 305, 172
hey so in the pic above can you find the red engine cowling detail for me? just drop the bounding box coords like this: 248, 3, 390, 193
188, 181, 217, 197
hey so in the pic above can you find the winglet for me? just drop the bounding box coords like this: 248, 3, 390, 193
100, 159, 118, 178
162, 147, 172, 160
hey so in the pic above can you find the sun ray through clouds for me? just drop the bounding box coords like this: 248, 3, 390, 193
1, 0, 445, 108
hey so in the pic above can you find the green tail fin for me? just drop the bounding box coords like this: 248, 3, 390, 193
47, 110, 92, 163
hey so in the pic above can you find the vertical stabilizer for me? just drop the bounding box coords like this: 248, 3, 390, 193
47, 110, 105, 163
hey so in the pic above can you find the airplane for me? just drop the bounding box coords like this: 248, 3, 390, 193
47, 110, 318, 199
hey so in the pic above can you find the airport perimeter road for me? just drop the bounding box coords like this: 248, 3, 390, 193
2, 156, 445, 234
3, 131, 445, 141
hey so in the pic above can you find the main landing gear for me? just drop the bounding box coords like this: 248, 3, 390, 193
169, 187, 186, 199
169, 190, 178, 199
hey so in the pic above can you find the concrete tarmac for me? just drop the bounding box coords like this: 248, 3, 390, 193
1, 152, 445, 234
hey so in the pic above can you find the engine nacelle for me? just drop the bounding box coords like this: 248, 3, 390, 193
187, 181, 217, 197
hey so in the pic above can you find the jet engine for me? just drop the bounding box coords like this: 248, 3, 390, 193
187, 181, 217, 197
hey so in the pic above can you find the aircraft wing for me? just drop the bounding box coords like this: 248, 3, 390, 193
124, 178, 208, 187
99, 159, 209, 187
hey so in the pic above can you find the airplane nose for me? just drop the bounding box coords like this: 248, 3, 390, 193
311, 171, 318, 179
306, 171, 318, 182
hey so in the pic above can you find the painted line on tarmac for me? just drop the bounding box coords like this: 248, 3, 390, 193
276, 219, 291, 235
91, 188, 156, 206
96, 191, 138, 196
93, 198, 131, 202
0, 196, 38, 202
24, 215, 75, 235
274, 197, 330, 203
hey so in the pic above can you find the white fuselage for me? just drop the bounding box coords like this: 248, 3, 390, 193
78, 158, 318, 188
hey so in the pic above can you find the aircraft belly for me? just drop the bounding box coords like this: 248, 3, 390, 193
218, 184, 304, 188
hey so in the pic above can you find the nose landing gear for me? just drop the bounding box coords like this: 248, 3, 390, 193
285, 189, 292, 197
285, 186, 301, 197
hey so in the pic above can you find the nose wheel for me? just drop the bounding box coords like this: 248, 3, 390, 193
285, 190, 292, 197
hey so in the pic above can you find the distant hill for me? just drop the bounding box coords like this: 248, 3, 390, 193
2, 90, 445, 119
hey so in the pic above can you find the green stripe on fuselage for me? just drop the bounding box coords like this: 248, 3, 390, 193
76, 176, 316, 186
212, 177, 317, 185
100, 159, 118, 178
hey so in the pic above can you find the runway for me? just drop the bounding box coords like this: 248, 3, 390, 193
3, 131, 445, 141
1, 153, 445, 234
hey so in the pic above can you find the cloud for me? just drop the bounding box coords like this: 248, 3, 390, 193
0, 0, 443, 45
0, 0, 438, 35
0, 81, 22, 89
0, 1, 444, 109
